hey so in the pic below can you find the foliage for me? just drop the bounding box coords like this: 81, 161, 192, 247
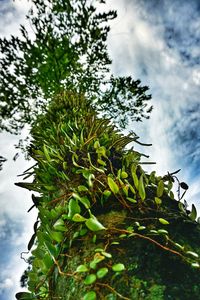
0, 0, 152, 134
16, 93, 200, 300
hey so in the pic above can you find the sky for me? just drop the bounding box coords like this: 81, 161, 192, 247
0, 0, 200, 299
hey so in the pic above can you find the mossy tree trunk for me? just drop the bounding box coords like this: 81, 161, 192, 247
16, 92, 200, 300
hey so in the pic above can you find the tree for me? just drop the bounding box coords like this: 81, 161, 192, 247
1, 1, 200, 299
0, 0, 152, 134
16, 92, 200, 300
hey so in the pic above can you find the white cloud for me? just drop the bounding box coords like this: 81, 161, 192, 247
108, 0, 200, 205
192, 69, 200, 85
0, 278, 14, 292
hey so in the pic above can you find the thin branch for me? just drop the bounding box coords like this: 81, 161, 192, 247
97, 282, 131, 300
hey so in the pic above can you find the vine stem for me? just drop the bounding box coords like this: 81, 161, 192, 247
109, 228, 185, 259
97, 282, 131, 300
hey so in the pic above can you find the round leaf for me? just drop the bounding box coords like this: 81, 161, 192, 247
84, 274, 97, 285
76, 264, 89, 273
97, 267, 108, 278
83, 291, 97, 300
112, 263, 125, 272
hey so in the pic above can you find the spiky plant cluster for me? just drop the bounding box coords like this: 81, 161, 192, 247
16, 92, 200, 300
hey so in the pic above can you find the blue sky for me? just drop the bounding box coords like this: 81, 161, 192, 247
0, 0, 200, 299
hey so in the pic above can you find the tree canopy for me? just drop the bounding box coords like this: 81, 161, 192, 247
0, 0, 152, 134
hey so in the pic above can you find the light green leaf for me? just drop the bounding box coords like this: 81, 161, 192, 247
121, 171, 128, 179
68, 198, 81, 218
103, 190, 112, 198
189, 204, 197, 221
84, 274, 97, 285
72, 213, 87, 222
191, 262, 200, 268
157, 229, 168, 235
78, 185, 88, 192
131, 165, 138, 189
112, 263, 125, 272
83, 291, 97, 300
53, 219, 66, 231
108, 176, 119, 194
72, 193, 90, 209
94, 140, 100, 149
155, 197, 162, 205
97, 158, 106, 166
158, 218, 169, 225
50, 231, 64, 243
157, 180, 164, 198
76, 264, 89, 273
186, 251, 199, 258
43, 144, 51, 162
97, 267, 109, 279
101, 251, 112, 258
138, 175, 146, 201
174, 243, 184, 250
86, 216, 106, 231
138, 226, 146, 231
126, 197, 137, 203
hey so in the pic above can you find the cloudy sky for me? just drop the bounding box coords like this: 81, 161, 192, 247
0, 0, 200, 299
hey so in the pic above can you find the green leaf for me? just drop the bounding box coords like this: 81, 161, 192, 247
155, 197, 162, 205
121, 171, 128, 179
97, 267, 109, 278
43, 253, 54, 270
31, 248, 45, 259
101, 251, 112, 258
15, 292, 34, 300
84, 274, 97, 285
94, 140, 100, 149
89, 253, 105, 269
103, 190, 112, 198
88, 173, 95, 188
112, 263, 125, 272
97, 158, 106, 166
44, 241, 58, 258
83, 291, 97, 300
78, 185, 88, 192
76, 264, 89, 273
68, 198, 81, 218
157, 229, 168, 235
138, 174, 146, 201
131, 165, 138, 189
186, 251, 199, 258
174, 243, 184, 250
86, 216, 106, 231
158, 218, 169, 225
108, 176, 119, 194
72, 213, 87, 222
43, 144, 51, 162
53, 219, 66, 231
191, 262, 200, 268
138, 226, 146, 231
126, 197, 137, 203
50, 231, 64, 243
157, 180, 164, 198
72, 193, 90, 209
189, 204, 197, 221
